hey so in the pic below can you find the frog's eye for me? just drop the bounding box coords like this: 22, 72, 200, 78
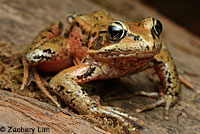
152, 18, 162, 37
107, 21, 127, 41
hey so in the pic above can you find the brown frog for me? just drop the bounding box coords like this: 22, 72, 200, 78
21, 10, 181, 133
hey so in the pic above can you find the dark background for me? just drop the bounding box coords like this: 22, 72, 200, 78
142, 0, 200, 37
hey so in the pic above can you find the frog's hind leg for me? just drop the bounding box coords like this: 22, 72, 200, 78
136, 95, 174, 119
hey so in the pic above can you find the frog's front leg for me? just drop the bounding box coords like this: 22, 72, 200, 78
136, 44, 181, 120
49, 64, 143, 131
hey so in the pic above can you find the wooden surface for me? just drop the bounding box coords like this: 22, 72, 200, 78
0, 0, 200, 134
0, 89, 110, 134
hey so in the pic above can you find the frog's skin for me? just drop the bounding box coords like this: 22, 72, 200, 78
21, 10, 180, 131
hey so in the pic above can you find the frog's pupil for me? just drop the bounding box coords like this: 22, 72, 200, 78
108, 25, 123, 41
155, 20, 162, 35
152, 19, 163, 37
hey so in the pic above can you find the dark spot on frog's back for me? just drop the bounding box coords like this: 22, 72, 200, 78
58, 22, 63, 30
92, 32, 97, 38
75, 22, 79, 27
64, 33, 69, 38
70, 98, 76, 105
94, 23, 99, 27
82, 30, 85, 35
47, 29, 54, 34
41, 36, 47, 39
95, 17, 99, 20
70, 34, 74, 37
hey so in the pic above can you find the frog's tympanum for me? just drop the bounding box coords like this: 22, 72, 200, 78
21, 10, 180, 132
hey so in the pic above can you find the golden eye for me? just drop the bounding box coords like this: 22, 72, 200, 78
141, 17, 163, 38
152, 18, 162, 37
107, 21, 127, 41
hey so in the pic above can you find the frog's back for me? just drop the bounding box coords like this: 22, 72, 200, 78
74, 10, 114, 34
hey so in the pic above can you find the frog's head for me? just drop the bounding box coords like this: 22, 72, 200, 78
88, 17, 163, 59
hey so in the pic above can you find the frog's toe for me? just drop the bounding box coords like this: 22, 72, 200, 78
136, 94, 176, 120
92, 106, 143, 134
136, 97, 165, 112
95, 106, 144, 126
134, 91, 160, 98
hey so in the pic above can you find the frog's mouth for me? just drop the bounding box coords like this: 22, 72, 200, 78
93, 52, 159, 59
88, 43, 161, 59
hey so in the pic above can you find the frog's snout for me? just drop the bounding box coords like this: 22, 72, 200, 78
26, 49, 55, 64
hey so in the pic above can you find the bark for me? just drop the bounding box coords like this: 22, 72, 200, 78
0, 90, 110, 134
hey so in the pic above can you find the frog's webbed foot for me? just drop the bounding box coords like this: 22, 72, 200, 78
107, 107, 144, 127
92, 106, 144, 126
135, 92, 177, 120
90, 106, 143, 133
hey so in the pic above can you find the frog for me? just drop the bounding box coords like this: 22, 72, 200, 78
21, 10, 181, 132
20, 10, 145, 133
64, 10, 180, 120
